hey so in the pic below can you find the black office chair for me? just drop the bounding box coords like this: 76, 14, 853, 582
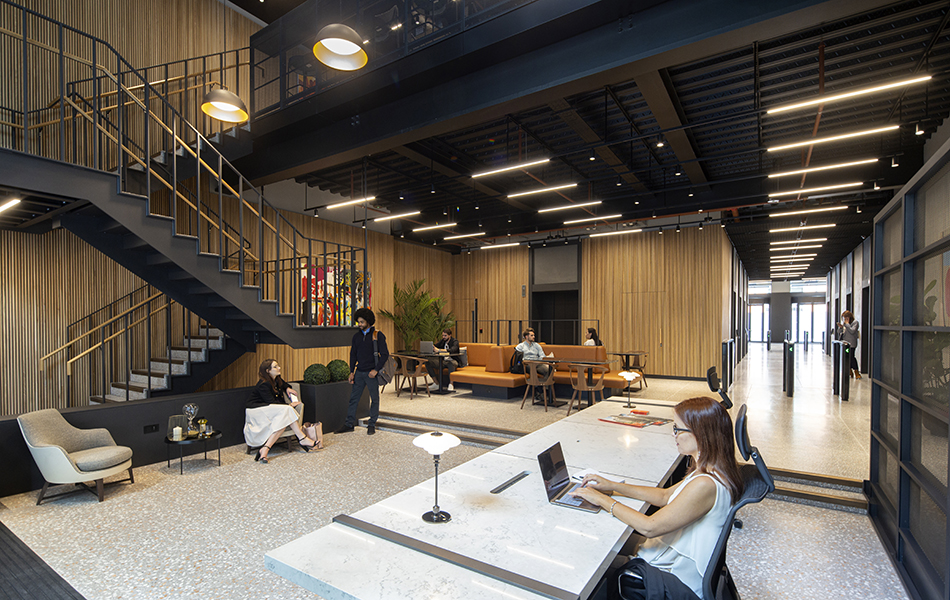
700, 404, 775, 600
706, 366, 732, 409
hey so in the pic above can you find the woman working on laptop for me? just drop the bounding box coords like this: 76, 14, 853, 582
570, 396, 743, 598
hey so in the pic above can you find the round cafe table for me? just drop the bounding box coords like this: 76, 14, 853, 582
164, 431, 222, 474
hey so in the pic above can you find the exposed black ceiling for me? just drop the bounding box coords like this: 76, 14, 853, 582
228, 0, 307, 25
254, 0, 950, 281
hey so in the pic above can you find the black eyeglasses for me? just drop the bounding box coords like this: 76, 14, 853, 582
672, 425, 691, 436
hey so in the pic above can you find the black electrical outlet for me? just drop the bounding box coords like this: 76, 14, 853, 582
144, 424, 160, 434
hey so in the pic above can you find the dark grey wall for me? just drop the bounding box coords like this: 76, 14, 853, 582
770, 292, 792, 342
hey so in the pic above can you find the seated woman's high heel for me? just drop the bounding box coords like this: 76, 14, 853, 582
255, 444, 273, 464
297, 436, 317, 452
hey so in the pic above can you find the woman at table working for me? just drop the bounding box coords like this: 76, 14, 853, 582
244, 359, 320, 463
570, 396, 743, 598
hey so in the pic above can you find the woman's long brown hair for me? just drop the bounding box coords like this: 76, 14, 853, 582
674, 396, 744, 503
258, 359, 285, 396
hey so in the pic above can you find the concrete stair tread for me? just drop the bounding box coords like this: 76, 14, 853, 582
372, 419, 509, 448
376, 411, 528, 438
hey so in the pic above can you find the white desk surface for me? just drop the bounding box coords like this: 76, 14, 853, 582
266, 401, 683, 600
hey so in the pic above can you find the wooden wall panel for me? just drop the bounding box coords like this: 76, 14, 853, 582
581, 228, 730, 378
450, 246, 530, 343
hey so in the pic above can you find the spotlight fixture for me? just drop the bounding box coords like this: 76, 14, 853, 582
770, 238, 826, 245
873, 182, 881, 191
200, 84, 249, 123
766, 75, 932, 114
471, 158, 550, 178
313, 24, 368, 71
675, 224, 681, 233
770, 224, 836, 233
590, 229, 642, 238
656, 137, 665, 148
326, 196, 375, 209
374, 210, 420, 222
431, 183, 436, 193
589, 150, 596, 161
768, 206, 848, 218
616, 176, 622, 186
699, 223, 703, 230
508, 183, 577, 199
891, 157, 899, 168
916, 124, 925, 136
481, 242, 521, 250
538, 200, 602, 213
475, 203, 480, 210
564, 214, 623, 225
413, 222, 457, 232
720, 222, 726, 228
767, 126, 899, 152
444, 232, 486, 240
768, 183, 862, 198
768, 158, 878, 178
675, 170, 682, 176
689, 189, 695, 198
658, 228, 664, 235
399, 193, 405, 200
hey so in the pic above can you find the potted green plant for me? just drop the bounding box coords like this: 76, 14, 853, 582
380, 279, 456, 351
298, 361, 369, 432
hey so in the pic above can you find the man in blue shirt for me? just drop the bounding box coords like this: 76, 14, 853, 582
337, 307, 389, 435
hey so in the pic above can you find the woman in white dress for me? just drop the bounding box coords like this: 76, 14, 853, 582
244, 359, 318, 463
570, 396, 743, 597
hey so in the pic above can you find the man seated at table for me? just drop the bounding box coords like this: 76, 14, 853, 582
516, 328, 554, 401
427, 328, 460, 392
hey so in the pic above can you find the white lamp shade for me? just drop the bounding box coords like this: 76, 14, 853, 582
620, 370, 637, 381
313, 24, 368, 71
200, 88, 249, 123
413, 431, 460, 455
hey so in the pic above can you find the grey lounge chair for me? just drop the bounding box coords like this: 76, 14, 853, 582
17, 409, 133, 505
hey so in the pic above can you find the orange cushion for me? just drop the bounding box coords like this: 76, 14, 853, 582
486, 345, 518, 373
459, 343, 493, 367
451, 367, 526, 387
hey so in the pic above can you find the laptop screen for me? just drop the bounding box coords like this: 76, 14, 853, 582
419, 340, 434, 353
538, 442, 572, 501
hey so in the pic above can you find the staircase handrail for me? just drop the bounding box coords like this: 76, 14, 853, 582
39, 291, 163, 369
3, 0, 364, 268
65, 297, 172, 376
68, 283, 151, 331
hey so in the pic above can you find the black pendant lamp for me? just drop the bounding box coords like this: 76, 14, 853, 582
201, 84, 249, 123
313, 24, 368, 71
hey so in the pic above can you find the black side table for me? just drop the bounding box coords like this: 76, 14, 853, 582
164, 431, 222, 474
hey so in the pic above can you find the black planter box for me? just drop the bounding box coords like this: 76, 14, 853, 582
297, 381, 369, 432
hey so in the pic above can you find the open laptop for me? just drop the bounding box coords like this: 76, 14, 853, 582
537, 442, 601, 513
419, 340, 435, 353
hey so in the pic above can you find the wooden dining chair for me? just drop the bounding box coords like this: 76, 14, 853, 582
567, 364, 608, 416
630, 353, 648, 389
400, 356, 431, 399
521, 360, 556, 411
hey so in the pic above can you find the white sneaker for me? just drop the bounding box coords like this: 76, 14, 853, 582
447, 384, 455, 392
428, 383, 439, 391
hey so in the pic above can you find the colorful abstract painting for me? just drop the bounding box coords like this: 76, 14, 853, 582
300, 265, 371, 326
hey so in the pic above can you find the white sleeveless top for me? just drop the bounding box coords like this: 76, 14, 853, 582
635, 472, 732, 597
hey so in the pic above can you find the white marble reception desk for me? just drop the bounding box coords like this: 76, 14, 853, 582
266, 400, 682, 600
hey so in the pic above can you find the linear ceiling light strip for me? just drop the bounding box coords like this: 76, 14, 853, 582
564, 214, 622, 225
508, 183, 577, 199
413, 222, 457, 232
767, 126, 898, 153
444, 232, 485, 240
589, 229, 642, 238
768, 206, 848, 217
375, 210, 420, 222
770, 238, 827, 245
768, 159, 878, 178
770, 244, 823, 251
472, 159, 550, 178
481, 242, 521, 249
538, 200, 602, 213
327, 196, 375, 209
768, 184, 861, 198
766, 76, 932, 114
770, 224, 836, 233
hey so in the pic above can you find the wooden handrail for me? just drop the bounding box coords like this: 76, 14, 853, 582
65, 299, 172, 376
40, 291, 162, 368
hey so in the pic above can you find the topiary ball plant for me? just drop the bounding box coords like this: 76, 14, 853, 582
327, 359, 350, 382
303, 363, 331, 385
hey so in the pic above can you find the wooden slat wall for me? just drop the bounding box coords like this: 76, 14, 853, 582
449, 246, 530, 343
581, 228, 731, 378
0, 229, 143, 415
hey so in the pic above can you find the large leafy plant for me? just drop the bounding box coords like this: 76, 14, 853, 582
380, 279, 456, 351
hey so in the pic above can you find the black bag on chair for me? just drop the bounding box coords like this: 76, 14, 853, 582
509, 349, 524, 374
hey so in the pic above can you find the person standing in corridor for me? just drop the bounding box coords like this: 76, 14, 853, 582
337, 307, 389, 435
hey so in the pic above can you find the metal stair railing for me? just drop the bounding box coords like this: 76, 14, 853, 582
1, 0, 368, 328
40, 284, 217, 406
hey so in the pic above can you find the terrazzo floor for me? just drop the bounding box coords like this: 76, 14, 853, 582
0, 344, 905, 599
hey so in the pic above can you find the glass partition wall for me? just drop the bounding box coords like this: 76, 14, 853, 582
869, 155, 950, 600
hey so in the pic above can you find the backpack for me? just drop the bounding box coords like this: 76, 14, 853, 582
509, 349, 525, 374
372, 331, 396, 385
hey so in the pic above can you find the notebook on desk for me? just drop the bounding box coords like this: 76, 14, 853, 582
537, 442, 601, 513
419, 340, 434, 353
